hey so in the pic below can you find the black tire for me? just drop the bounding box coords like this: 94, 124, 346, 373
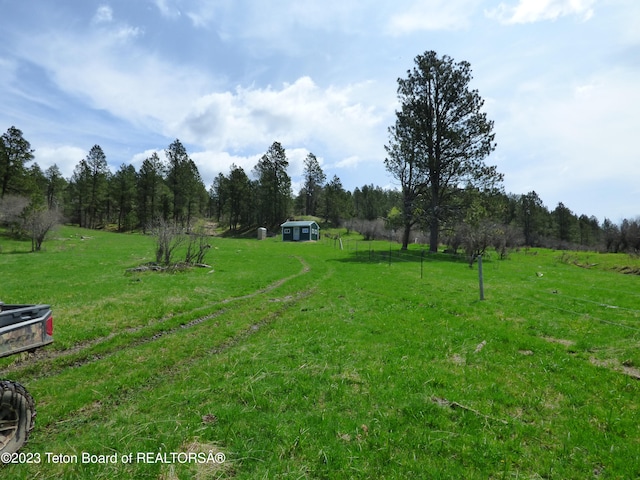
0, 380, 36, 455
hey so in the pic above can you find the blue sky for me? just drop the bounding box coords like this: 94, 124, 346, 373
1, 0, 638, 222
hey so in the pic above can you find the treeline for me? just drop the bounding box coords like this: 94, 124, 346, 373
437, 190, 640, 256
210, 148, 401, 231
1, 125, 639, 254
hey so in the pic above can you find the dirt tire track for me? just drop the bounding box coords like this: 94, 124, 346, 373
2, 256, 311, 377
40, 287, 315, 433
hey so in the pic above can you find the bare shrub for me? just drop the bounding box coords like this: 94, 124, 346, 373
357, 218, 386, 241
445, 220, 523, 264
149, 219, 212, 267
184, 227, 212, 265
150, 219, 184, 266
492, 224, 523, 260
23, 207, 63, 251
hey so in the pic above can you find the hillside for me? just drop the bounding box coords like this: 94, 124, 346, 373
1, 227, 639, 478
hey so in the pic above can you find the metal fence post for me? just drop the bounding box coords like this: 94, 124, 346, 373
478, 254, 485, 300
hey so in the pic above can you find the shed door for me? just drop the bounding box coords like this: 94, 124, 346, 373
293, 227, 300, 241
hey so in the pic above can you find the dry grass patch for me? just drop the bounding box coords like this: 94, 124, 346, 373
590, 357, 640, 380
450, 353, 466, 365
541, 336, 575, 347
158, 440, 232, 480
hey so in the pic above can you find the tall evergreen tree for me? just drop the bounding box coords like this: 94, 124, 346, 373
111, 163, 138, 231
24, 163, 48, 202
302, 153, 325, 216
0, 126, 34, 197
620, 218, 640, 252
323, 175, 348, 226
517, 191, 545, 246
553, 202, 576, 244
44, 164, 67, 210
209, 173, 228, 224
85, 145, 110, 229
385, 111, 427, 249
385, 51, 501, 251
183, 158, 207, 228
253, 141, 291, 227
602, 218, 620, 252
69, 159, 92, 228
226, 164, 251, 230
353, 184, 394, 221
165, 139, 206, 227
137, 152, 166, 230
166, 139, 190, 225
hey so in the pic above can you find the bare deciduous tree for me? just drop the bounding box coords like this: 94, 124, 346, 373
0, 194, 29, 226
24, 207, 62, 251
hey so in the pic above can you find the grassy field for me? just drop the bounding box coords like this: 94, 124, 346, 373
1, 226, 639, 479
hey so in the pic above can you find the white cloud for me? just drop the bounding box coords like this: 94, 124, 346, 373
171, 77, 389, 192
153, 0, 182, 19
92, 5, 113, 24
35, 145, 88, 179
487, 0, 596, 24
547, 74, 639, 178
129, 149, 163, 169
491, 65, 640, 218
178, 76, 385, 161
284, 148, 313, 178
195, 1, 372, 37
18, 27, 208, 133
386, 0, 480, 34
190, 150, 262, 186
334, 155, 362, 169
8, 9, 390, 191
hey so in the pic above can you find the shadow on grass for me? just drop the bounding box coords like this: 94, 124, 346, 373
0, 230, 34, 254
331, 247, 474, 266
219, 224, 283, 239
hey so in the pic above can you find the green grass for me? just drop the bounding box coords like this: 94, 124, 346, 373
1, 228, 639, 479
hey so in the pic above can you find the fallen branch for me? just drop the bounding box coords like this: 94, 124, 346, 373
126, 262, 211, 273
431, 396, 509, 425
573, 260, 598, 269
127, 264, 165, 272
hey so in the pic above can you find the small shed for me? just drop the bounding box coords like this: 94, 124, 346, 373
280, 220, 320, 242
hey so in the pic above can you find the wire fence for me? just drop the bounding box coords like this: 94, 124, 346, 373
321, 235, 476, 282
323, 236, 424, 261
320, 236, 640, 317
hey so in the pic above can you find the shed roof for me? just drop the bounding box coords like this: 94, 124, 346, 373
280, 220, 319, 228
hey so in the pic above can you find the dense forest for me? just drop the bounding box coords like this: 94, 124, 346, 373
0, 125, 638, 255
